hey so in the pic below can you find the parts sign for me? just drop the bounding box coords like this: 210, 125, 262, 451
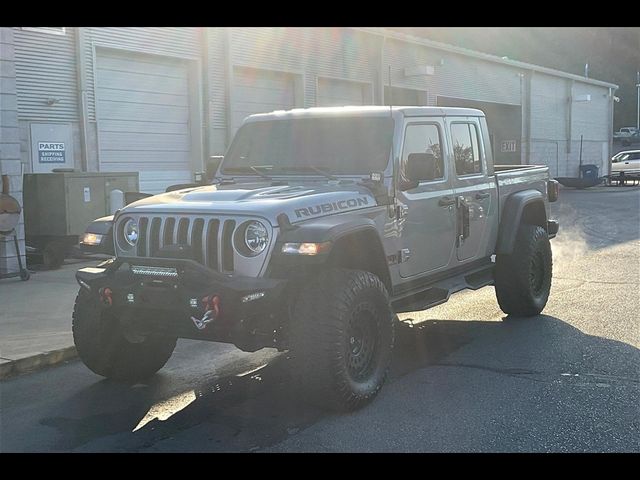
38, 142, 66, 164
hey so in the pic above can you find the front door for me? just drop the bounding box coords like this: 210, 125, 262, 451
398, 121, 457, 278
448, 119, 494, 262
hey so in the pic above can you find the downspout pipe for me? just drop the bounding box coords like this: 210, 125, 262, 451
74, 27, 89, 172
201, 27, 211, 164
223, 28, 234, 149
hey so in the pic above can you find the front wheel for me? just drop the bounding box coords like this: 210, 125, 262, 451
72, 289, 177, 380
494, 224, 553, 317
290, 269, 395, 411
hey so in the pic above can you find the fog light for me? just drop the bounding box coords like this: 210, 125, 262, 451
82, 232, 103, 246
281, 242, 331, 256
242, 291, 265, 303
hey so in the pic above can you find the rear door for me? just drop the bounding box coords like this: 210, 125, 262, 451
447, 117, 496, 262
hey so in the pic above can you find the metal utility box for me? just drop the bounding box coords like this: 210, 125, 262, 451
23, 171, 139, 267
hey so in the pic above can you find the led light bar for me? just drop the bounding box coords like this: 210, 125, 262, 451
130, 265, 179, 277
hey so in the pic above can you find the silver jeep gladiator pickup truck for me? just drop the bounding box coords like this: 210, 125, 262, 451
74, 106, 559, 411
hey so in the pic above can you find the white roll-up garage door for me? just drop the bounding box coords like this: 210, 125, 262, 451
96, 50, 193, 194
317, 77, 371, 107
232, 66, 296, 134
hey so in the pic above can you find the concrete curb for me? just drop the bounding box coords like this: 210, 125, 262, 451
0, 346, 77, 380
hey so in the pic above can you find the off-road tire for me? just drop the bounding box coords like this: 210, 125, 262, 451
72, 289, 177, 380
290, 269, 395, 411
494, 224, 552, 316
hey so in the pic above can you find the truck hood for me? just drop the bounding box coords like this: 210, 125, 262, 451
119, 181, 380, 226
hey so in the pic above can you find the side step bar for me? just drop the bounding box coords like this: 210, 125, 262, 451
391, 263, 494, 314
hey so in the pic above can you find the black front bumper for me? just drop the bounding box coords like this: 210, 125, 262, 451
76, 257, 288, 350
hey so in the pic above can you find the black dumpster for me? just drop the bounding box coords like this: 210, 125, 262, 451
556, 164, 603, 188
579, 164, 599, 181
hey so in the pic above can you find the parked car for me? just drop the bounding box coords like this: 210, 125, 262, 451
613, 127, 639, 139
622, 132, 640, 146
74, 106, 559, 411
610, 149, 640, 184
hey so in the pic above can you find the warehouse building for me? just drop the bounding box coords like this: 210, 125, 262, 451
0, 27, 618, 273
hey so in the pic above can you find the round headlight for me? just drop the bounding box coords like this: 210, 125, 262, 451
123, 218, 139, 247
243, 221, 268, 255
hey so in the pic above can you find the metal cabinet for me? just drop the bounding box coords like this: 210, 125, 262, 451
23, 171, 138, 268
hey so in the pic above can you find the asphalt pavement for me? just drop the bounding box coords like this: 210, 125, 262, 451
0, 187, 638, 452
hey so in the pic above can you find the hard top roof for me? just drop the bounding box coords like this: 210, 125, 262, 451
244, 105, 485, 122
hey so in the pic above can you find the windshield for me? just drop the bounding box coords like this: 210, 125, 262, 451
222, 117, 394, 176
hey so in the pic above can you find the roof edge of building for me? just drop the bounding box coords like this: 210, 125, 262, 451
352, 27, 619, 90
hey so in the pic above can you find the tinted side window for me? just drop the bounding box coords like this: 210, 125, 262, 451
402, 124, 444, 180
451, 123, 482, 175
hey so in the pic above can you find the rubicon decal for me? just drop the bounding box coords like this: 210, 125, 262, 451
295, 197, 370, 218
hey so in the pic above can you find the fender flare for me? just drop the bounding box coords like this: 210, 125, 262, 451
270, 214, 391, 288
496, 190, 547, 255
277, 215, 380, 245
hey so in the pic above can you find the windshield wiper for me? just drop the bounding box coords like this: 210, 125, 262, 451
249, 165, 273, 180
278, 165, 338, 181
224, 165, 273, 180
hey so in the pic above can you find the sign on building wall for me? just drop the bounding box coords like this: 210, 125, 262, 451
501, 140, 517, 153
30, 123, 74, 173
38, 142, 66, 164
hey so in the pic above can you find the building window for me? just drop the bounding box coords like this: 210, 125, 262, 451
21, 27, 66, 35
451, 123, 482, 176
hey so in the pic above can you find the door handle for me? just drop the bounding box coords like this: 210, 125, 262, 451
439, 196, 456, 207
624, 162, 629, 164
475, 191, 490, 200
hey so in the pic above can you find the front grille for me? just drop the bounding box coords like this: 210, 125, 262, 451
131, 215, 238, 273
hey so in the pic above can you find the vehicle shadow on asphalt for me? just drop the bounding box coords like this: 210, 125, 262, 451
38, 314, 640, 452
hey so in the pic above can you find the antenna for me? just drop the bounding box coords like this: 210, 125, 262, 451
388, 65, 392, 117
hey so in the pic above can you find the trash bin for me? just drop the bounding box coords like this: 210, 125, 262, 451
579, 164, 599, 181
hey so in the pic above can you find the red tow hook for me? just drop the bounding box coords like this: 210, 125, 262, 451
192, 294, 222, 330
99, 287, 113, 306
201, 294, 221, 318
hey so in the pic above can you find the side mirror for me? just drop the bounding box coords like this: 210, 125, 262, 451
206, 155, 224, 182
404, 153, 437, 187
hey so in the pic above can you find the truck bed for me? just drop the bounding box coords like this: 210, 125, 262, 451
495, 164, 550, 216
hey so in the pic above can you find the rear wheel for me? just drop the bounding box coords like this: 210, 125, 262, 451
72, 289, 177, 380
290, 269, 395, 411
494, 224, 552, 317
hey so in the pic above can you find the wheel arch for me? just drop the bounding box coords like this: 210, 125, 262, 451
269, 213, 392, 292
497, 190, 548, 255
326, 227, 392, 293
